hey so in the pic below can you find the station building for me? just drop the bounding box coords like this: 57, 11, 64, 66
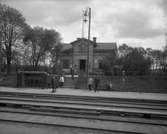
60, 37, 117, 75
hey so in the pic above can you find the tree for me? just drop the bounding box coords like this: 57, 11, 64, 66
100, 50, 118, 75
123, 48, 152, 75
23, 27, 61, 70
50, 43, 62, 73
118, 43, 133, 57
162, 44, 167, 71
0, 3, 28, 74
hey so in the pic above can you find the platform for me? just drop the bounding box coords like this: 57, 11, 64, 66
0, 86, 167, 101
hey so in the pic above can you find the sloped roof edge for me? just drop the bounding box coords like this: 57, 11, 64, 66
61, 40, 117, 51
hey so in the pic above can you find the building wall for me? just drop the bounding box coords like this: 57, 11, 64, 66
60, 54, 72, 74
93, 55, 103, 69
93, 50, 115, 70
61, 38, 117, 75
72, 39, 94, 73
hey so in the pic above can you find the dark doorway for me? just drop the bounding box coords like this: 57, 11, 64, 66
79, 59, 86, 72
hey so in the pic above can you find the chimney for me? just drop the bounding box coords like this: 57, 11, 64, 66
93, 37, 96, 43
93, 37, 97, 47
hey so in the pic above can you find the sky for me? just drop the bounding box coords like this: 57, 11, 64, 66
1, 0, 167, 50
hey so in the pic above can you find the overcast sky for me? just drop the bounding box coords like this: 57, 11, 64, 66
1, 0, 167, 50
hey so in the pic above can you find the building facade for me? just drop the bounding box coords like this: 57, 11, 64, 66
60, 38, 117, 75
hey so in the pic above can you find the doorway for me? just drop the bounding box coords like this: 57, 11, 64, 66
79, 59, 86, 72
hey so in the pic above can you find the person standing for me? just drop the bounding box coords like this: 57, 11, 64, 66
51, 76, 56, 93
107, 80, 113, 90
70, 65, 74, 79
55, 76, 59, 89
88, 77, 93, 91
59, 75, 64, 87
94, 77, 100, 92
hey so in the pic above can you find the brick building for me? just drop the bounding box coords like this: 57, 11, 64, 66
60, 38, 117, 75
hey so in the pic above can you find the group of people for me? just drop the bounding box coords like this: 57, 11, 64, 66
88, 77, 113, 92
88, 77, 100, 92
51, 74, 113, 93
51, 75, 64, 93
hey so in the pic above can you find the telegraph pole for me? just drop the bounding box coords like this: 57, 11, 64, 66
82, 7, 91, 85
88, 8, 91, 40
87, 7, 91, 78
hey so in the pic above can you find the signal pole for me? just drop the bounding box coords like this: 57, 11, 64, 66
82, 7, 91, 85
87, 7, 91, 79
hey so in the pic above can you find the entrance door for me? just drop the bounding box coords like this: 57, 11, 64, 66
79, 59, 86, 72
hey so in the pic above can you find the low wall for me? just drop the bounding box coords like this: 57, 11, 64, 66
92, 75, 167, 93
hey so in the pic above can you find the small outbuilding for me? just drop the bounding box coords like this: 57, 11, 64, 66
17, 71, 49, 88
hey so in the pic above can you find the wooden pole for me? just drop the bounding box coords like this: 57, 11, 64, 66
87, 8, 91, 79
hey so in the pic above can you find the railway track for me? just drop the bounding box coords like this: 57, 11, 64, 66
0, 91, 167, 104
0, 91, 167, 133
0, 107, 167, 134
0, 96, 167, 118
0, 91, 167, 118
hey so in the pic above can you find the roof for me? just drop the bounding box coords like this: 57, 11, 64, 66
95, 43, 117, 50
61, 43, 72, 51
61, 40, 117, 52
71, 38, 95, 45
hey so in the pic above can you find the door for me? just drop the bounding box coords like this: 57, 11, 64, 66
79, 59, 86, 72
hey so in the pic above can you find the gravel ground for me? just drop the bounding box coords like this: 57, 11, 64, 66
0, 121, 120, 134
